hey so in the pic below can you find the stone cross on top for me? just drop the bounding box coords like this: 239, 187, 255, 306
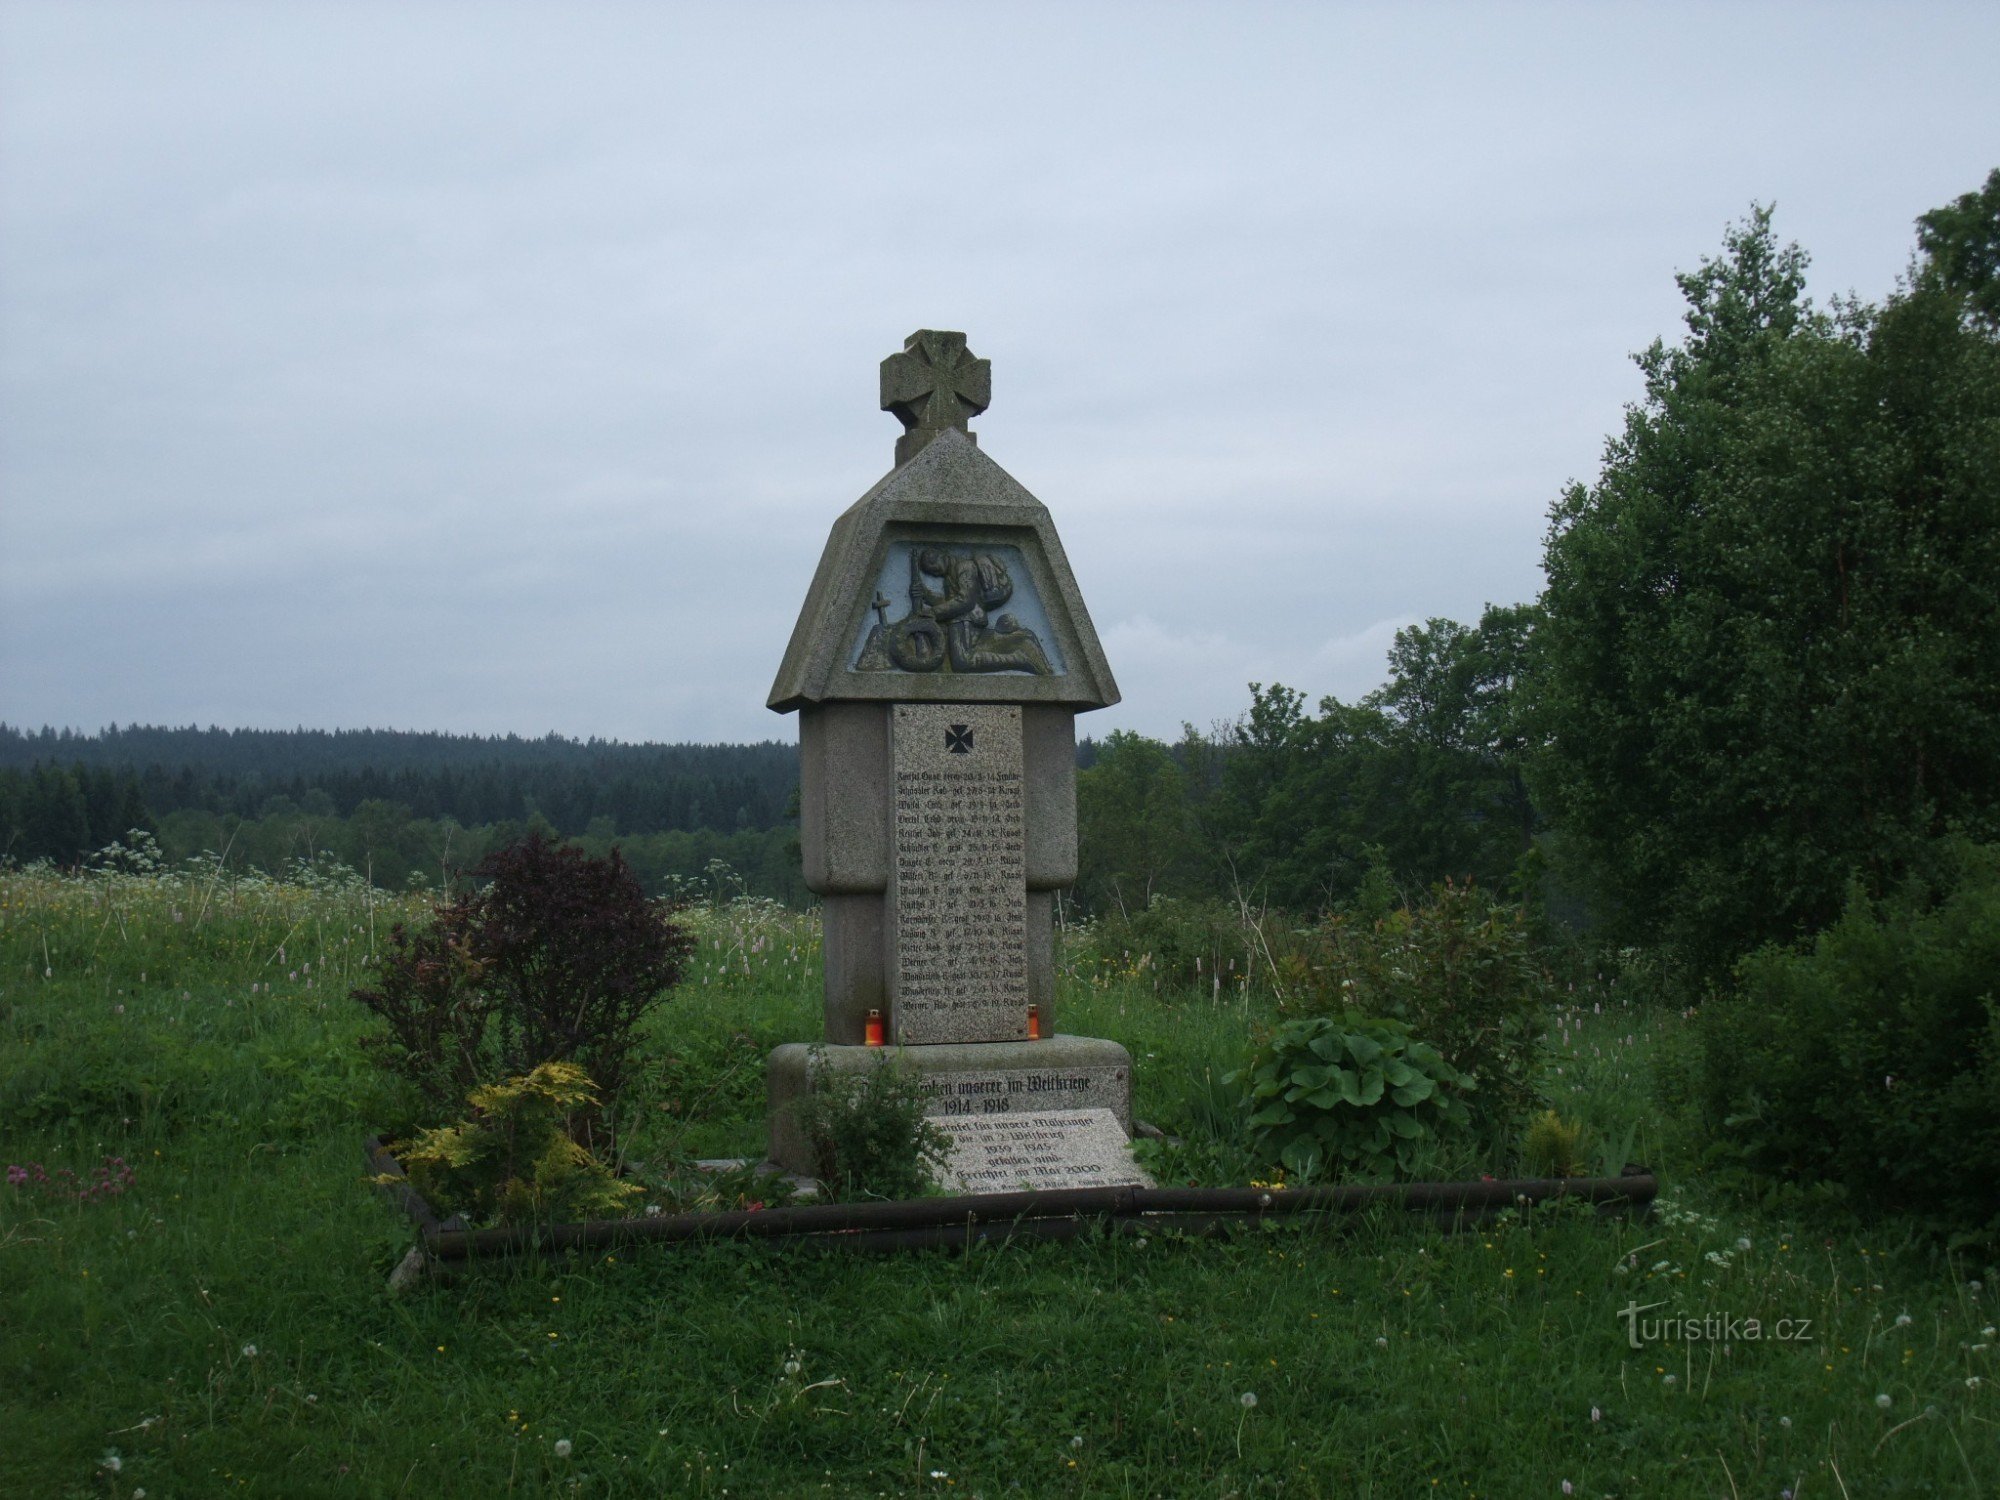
881, 329, 991, 466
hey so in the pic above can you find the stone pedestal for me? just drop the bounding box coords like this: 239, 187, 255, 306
800, 700, 1075, 1045
765, 1034, 1134, 1176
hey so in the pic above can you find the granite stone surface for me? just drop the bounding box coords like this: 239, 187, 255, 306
888, 703, 1027, 1044
937, 1109, 1154, 1194
767, 429, 1119, 712
765, 1035, 1134, 1174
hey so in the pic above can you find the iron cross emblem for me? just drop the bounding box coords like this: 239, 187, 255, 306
945, 724, 974, 755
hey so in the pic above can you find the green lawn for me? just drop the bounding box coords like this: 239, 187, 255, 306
3, 867, 1994, 1497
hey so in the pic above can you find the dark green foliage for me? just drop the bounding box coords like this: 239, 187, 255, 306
0, 761, 152, 865
1917, 166, 2000, 329
1074, 730, 1200, 914
0, 723, 807, 900
1290, 881, 1552, 1138
1066, 896, 1261, 992
1687, 842, 2000, 1240
789, 1049, 951, 1201
0, 723, 798, 836
1232, 1015, 1473, 1180
1526, 191, 2000, 985
351, 833, 694, 1132
639, 1154, 800, 1215
1216, 604, 1538, 913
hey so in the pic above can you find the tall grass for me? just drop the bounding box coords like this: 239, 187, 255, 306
3, 865, 1995, 1497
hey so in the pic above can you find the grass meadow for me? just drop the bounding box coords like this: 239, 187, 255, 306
3, 864, 1996, 1498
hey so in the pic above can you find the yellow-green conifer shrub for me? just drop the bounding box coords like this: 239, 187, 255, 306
393, 1062, 641, 1226
1522, 1109, 1587, 1177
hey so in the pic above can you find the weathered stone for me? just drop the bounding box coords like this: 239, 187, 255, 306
767, 428, 1119, 713
763, 332, 1132, 1188
880, 329, 991, 467
937, 1109, 1154, 1194
765, 1035, 1134, 1175
1020, 705, 1077, 890
798, 701, 888, 893
888, 703, 1027, 1044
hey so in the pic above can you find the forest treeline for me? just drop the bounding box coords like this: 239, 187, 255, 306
0, 727, 808, 903
0, 725, 795, 832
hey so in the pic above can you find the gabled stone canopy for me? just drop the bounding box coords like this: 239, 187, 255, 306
767, 428, 1120, 712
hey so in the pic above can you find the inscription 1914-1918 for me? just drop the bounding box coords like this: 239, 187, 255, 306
890, 704, 1027, 1044
918, 1070, 1108, 1117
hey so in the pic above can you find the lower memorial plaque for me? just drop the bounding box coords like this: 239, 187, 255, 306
937, 1108, 1154, 1194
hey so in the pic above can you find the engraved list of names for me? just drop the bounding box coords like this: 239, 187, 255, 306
889, 703, 1028, 1044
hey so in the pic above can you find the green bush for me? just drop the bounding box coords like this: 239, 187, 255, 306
1230, 1015, 1474, 1181
351, 832, 694, 1136
1521, 1109, 1587, 1177
790, 1049, 951, 1202
1290, 881, 1551, 1137
1689, 842, 2000, 1239
1064, 896, 1265, 994
393, 1062, 641, 1227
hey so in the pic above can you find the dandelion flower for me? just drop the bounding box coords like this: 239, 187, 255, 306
1239, 1392, 1257, 1409
1875, 1393, 1892, 1409
1968, 1377, 1983, 1390
1589, 1406, 1601, 1422
1735, 1237, 1752, 1252
101, 1452, 122, 1474
1662, 1374, 1677, 1387
783, 1360, 801, 1376
241, 1343, 258, 1358
1894, 1312, 1912, 1327
1562, 1483, 1573, 1496
554, 1438, 573, 1458
1374, 1336, 1389, 1349
1071, 1436, 1083, 1449
1779, 1415, 1791, 1429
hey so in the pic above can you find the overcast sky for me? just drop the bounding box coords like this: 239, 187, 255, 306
3, 2, 1995, 746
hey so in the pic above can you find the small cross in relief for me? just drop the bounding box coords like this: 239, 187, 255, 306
945, 724, 974, 755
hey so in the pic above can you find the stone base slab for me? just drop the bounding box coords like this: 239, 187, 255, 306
766, 1034, 1134, 1175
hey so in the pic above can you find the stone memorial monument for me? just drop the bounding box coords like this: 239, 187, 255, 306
765, 330, 1148, 1190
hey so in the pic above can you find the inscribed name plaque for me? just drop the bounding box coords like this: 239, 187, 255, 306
889, 702, 1027, 1044
938, 1109, 1154, 1194
917, 1064, 1131, 1125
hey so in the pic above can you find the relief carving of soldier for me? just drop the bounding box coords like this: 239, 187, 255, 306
856, 545, 1055, 676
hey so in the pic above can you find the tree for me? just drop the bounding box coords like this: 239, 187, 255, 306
1524, 189, 2000, 983
1075, 730, 1197, 915
1917, 166, 2000, 329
